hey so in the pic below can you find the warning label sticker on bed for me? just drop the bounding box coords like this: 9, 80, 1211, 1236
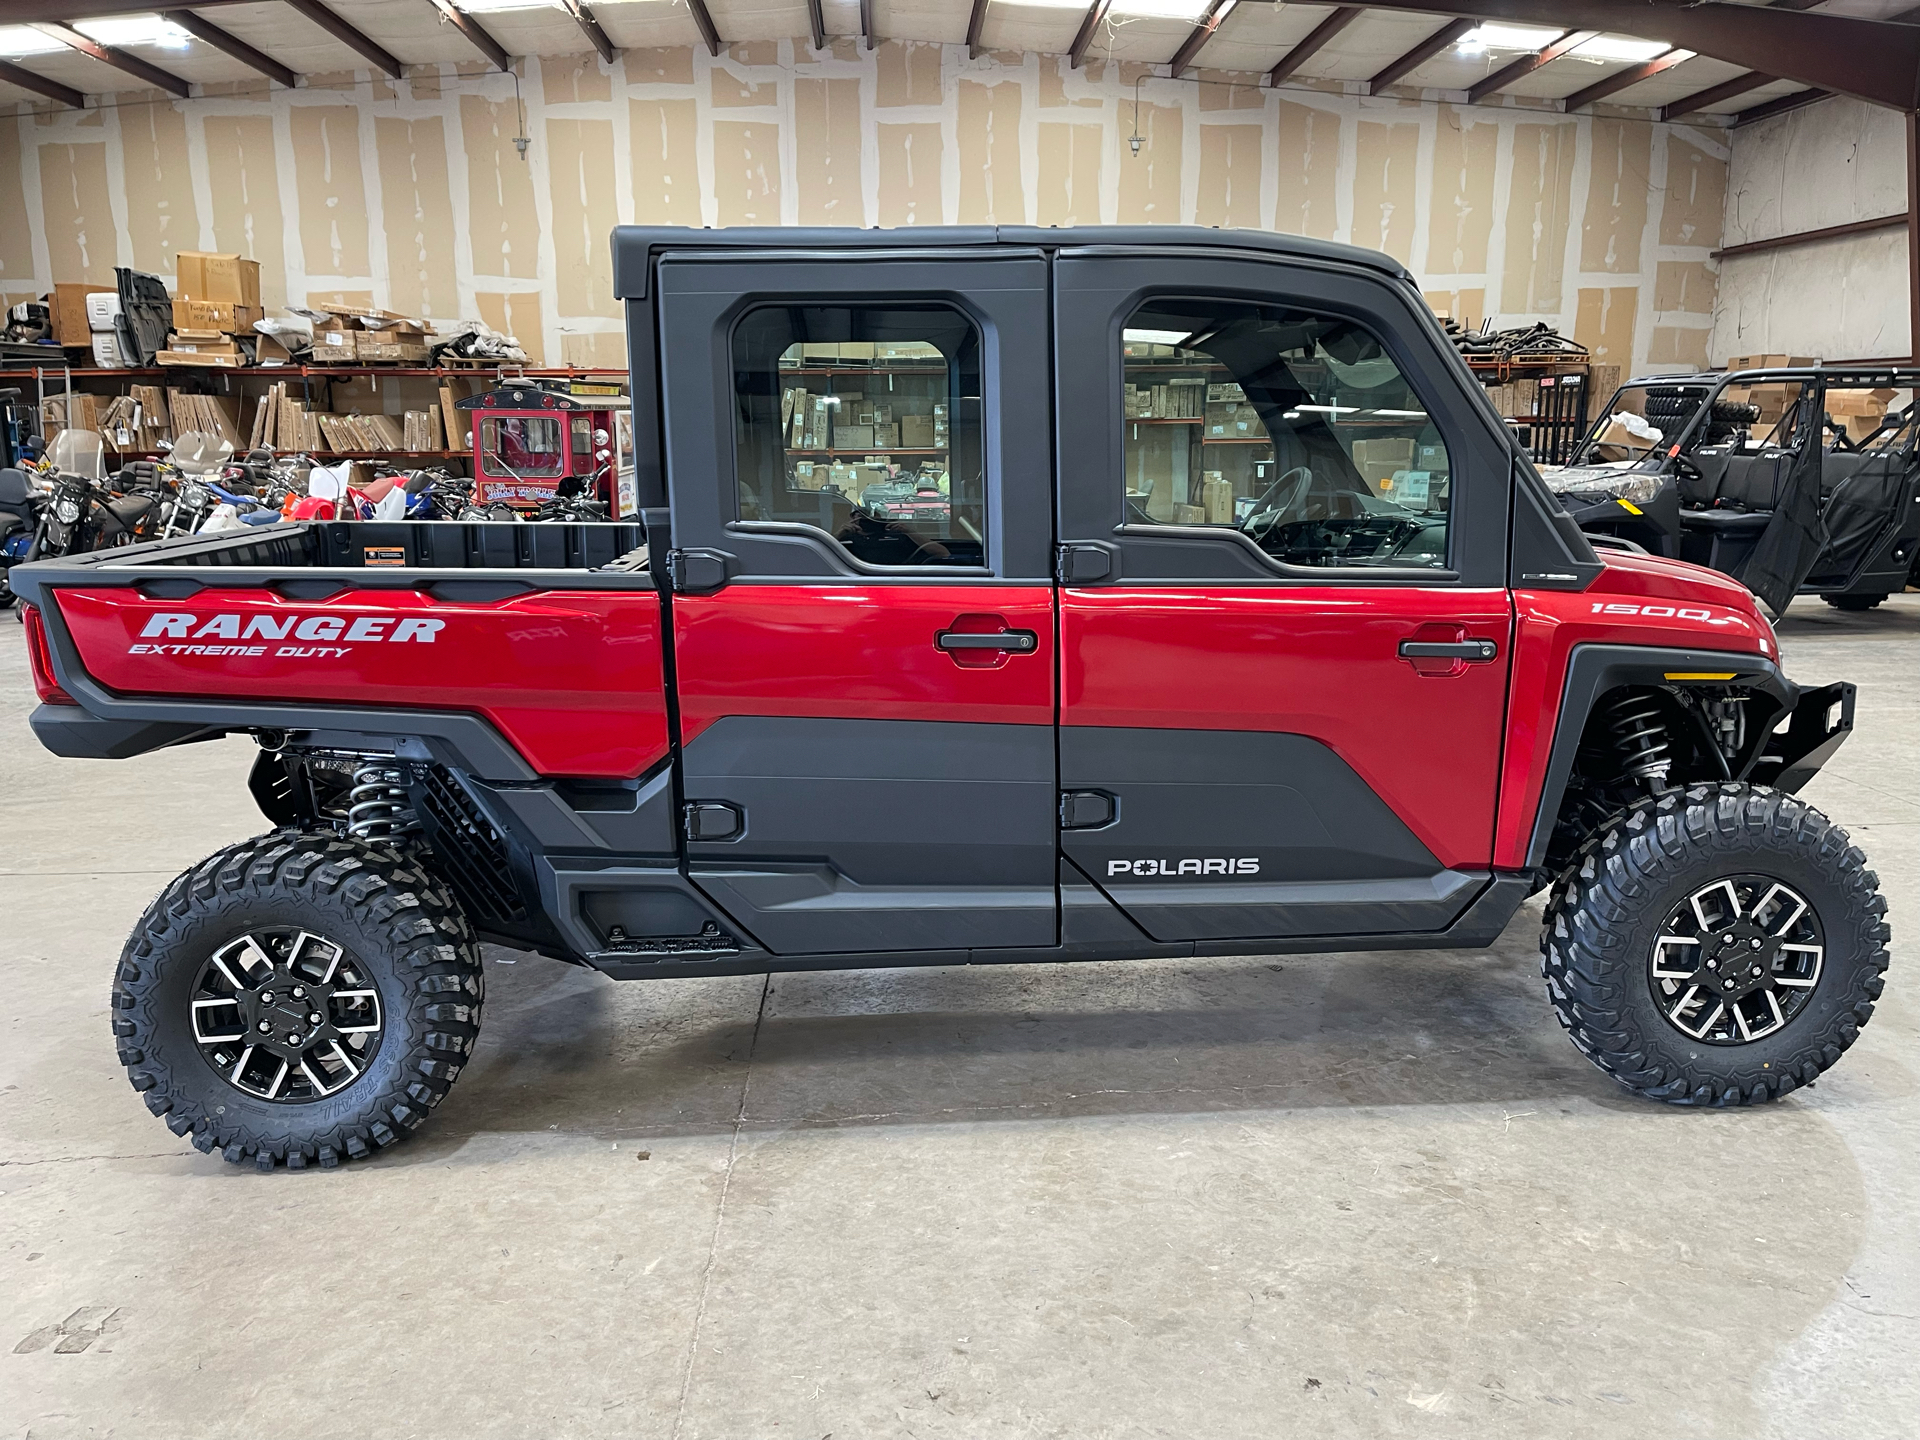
363, 546, 407, 566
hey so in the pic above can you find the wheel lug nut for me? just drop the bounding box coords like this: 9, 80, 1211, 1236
1751, 938, 1762, 949
1707, 959, 1718, 970
260, 991, 275, 1005
1750, 965, 1762, 977
308, 1012, 323, 1025
257, 1020, 271, 1032
291, 987, 305, 999
1723, 979, 1735, 990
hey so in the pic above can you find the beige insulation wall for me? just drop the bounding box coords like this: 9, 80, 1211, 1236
0, 39, 1728, 377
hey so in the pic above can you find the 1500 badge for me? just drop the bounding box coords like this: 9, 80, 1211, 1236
1109, 858, 1260, 877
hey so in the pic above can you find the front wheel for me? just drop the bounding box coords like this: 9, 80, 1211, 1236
1823, 593, 1888, 612
1541, 784, 1888, 1106
113, 833, 483, 1169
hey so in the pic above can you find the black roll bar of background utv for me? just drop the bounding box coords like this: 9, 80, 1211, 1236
1568, 367, 1920, 469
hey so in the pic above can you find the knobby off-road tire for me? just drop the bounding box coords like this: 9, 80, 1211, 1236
113, 832, 483, 1170
1823, 593, 1888, 612
1542, 784, 1889, 1106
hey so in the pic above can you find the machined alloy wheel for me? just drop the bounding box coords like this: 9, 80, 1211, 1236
190, 929, 385, 1101
1649, 876, 1823, 1044
1543, 784, 1888, 1106
114, 832, 483, 1170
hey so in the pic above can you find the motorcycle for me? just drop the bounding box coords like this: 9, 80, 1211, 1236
0, 464, 45, 607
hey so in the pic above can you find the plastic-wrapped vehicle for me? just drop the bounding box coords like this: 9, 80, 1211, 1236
1539, 366, 1920, 615
8, 226, 1888, 1170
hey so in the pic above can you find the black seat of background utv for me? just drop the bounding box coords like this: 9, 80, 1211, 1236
1681, 452, 1789, 530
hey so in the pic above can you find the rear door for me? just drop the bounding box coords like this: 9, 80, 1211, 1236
1052, 249, 1515, 943
657, 250, 1058, 958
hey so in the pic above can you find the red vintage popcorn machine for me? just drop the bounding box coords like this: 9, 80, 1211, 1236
457, 381, 635, 513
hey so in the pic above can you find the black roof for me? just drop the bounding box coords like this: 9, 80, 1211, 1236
611, 224, 1412, 300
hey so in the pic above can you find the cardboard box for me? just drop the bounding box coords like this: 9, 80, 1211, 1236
256, 334, 296, 365
1201, 475, 1234, 524
791, 461, 822, 490
834, 422, 874, 451
172, 299, 262, 333
901, 414, 936, 448
174, 251, 261, 308
310, 326, 358, 364
873, 422, 900, 449
156, 349, 242, 368
47, 283, 115, 346
356, 338, 430, 363
166, 330, 238, 355
1726, 354, 1819, 372
1353, 438, 1416, 468
1587, 365, 1622, 419
1173, 503, 1206, 525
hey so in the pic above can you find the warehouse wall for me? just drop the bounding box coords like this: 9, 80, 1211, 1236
1711, 96, 1910, 364
0, 39, 1728, 376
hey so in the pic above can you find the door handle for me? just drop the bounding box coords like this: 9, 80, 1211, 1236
937, 629, 1037, 653
1398, 639, 1498, 661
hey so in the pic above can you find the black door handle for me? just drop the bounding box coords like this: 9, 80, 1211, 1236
1399, 639, 1498, 661
937, 630, 1038, 652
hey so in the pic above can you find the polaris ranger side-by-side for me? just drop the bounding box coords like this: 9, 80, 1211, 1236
9, 228, 1887, 1171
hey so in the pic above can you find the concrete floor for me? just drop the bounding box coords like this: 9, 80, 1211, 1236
2, 594, 1915, 1440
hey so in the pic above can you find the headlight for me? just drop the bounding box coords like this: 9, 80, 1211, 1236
53, 497, 81, 524
1549, 469, 1666, 505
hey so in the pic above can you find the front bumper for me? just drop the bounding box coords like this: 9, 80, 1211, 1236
1747, 681, 1855, 794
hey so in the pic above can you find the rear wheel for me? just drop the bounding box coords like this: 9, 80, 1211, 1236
1541, 784, 1888, 1105
113, 832, 483, 1169
1823, 592, 1888, 612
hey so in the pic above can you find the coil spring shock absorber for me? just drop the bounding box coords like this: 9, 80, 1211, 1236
1606, 690, 1673, 791
347, 762, 419, 841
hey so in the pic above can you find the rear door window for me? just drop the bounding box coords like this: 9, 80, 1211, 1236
732, 305, 986, 568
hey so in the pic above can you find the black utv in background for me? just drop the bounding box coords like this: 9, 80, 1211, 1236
1539, 367, 1920, 616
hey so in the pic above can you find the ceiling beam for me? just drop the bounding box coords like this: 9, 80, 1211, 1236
1069, 0, 1113, 70
281, 0, 403, 80
684, 0, 721, 57
1734, 86, 1830, 126
1657, 70, 1776, 122
1266, 5, 1363, 88
30, 21, 193, 97
1557, 47, 1692, 111
554, 0, 616, 66
1367, 16, 1473, 93
0, 0, 255, 17
966, 0, 990, 59
1169, 0, 1238, 79
859, 0, 874, 51
425, 0, 511, 73
0, 57, 86, 109
806, 0, 826, 52
1347, 1, 1920, 112
1464, 29, 1594, 103
160, 9, 296, 88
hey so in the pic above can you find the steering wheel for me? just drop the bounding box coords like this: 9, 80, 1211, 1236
1239, 465, 1315, 546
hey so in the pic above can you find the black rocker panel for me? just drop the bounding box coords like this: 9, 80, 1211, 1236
1059, 726, 1481, 942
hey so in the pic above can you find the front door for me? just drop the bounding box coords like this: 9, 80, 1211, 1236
657, 250, 1058, 957
1053, 249, 1516, 943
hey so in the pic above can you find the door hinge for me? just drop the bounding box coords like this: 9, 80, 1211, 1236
683, 801, 744, 842
1060, 790, 1116, 830
666, 548, 731, 594
1055, 542, 1115, 585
